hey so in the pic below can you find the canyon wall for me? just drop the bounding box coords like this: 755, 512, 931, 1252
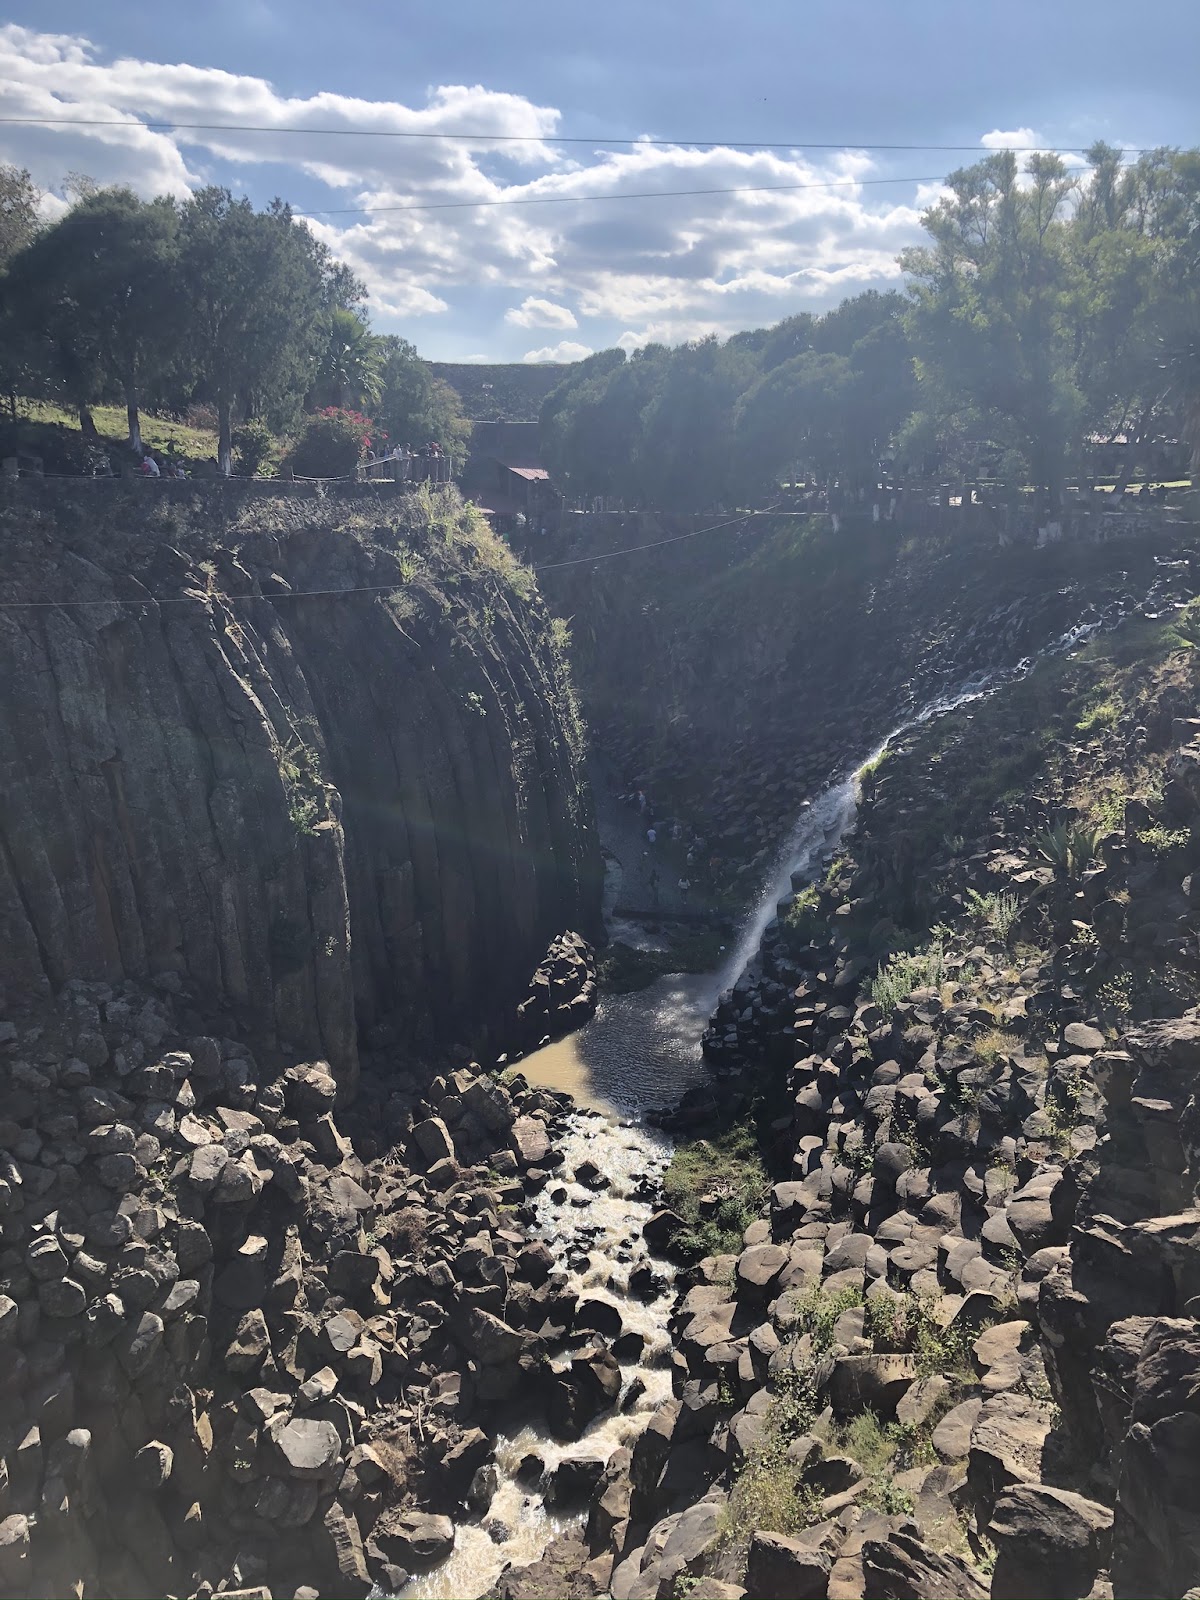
0, 481, 600, 1087
540, 508, 1187, 877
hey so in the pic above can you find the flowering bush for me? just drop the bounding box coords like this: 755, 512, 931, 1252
288, 408, 385, 478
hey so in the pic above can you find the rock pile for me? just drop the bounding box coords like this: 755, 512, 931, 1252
0, 977, 638, 1599
512, 931, 598, 1050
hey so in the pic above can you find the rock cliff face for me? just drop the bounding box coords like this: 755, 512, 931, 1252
541, 510, 1187, 883
0, 482, 600, 1086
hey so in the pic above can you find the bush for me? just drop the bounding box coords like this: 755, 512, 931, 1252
663, 1123, 768, 1260
233, 418, 277, 477
288, 407, 377, 479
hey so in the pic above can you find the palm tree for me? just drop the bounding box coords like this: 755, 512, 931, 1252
316, 307, 382, 410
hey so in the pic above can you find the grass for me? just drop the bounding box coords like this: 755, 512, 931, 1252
1075, 695, 1120, 733
973, 1028, 1021, 1067
718, 1366, 824, 1554
662, 1122, 768, 1260
14, 397, 220, 465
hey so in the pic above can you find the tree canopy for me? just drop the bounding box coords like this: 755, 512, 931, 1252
540, 148, 1200, 505
0, 172, 468, 475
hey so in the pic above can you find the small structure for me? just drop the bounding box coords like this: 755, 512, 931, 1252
460, 420, 559, 534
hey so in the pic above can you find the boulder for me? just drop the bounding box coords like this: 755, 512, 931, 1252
373, 1510, 455, 1570
860, 1529, 988, 1599
509, 1116, 551, 1167
745, 1530, 832, 1600
988, 1484, 1112, 1600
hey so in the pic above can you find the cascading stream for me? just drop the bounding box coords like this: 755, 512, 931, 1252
398, 570, 1190, 1599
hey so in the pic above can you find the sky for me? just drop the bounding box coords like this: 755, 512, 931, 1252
0, 3, 1197, 363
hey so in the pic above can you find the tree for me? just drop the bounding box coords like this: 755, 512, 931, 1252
374, 336, 470, 464
313, 307, 383, 410
0, 165, 45, 423
7, 188, 180, 452
177, 189, 325, 473
0, 165, 40, 266
902, 151, 1082, 500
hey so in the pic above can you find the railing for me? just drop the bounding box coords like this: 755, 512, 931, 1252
357, 453, 453, 484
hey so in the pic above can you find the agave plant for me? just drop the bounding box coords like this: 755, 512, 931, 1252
1037, 820, 1099, 879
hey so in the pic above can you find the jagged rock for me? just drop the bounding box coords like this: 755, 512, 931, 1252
269, 1417, 342, 1480
829, 1353, 917, 1419
373, 1509, 455, 1569
860, 1529, 988, 1599
510, 1116, 551, 1167
932, 1397, 983, 1462
745, 1530, 832, 1599
988, 1485, 1113, 1600
967, 1393, 1052, 1509
412, 1116, 457, 1167
548, 1347, 622, 1440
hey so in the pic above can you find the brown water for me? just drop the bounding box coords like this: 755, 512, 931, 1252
516, 970, 723, 1114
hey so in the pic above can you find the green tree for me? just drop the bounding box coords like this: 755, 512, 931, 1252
177, 188, 325, 473
902, 151, 1082, 500
374, 336, 471, 464
313, 306, 383, 410
9, 188, 180, 452
0, 165, 45, 423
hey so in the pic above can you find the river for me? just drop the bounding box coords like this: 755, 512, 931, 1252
397, 580, 1186, 1599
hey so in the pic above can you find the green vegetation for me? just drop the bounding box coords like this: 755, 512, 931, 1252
781, 885, 822, 942
1075, 695, 1121, 733
964, 889, 1020, 941
868, 929, 949, 1014
274, 736, 325, 836
0, 167, 468, 476
539, 145, 1200, 507
1137, 824, 1190, 854
1036, 820, 1099, 878
662, 1123, 768, 1260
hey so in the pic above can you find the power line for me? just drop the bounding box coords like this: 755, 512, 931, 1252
295, 174, 947, 217
0, 511, 758, 609
0, 115, 1155, 156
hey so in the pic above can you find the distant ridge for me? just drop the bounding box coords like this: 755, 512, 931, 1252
431, 360, 582, 422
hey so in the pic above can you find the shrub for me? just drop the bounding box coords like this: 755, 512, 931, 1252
663, 1123, 768, 1260
233, 418, 277, 477
868, 930, 948, 1015
965, 889, 1020, 941
288, 407, 377, 478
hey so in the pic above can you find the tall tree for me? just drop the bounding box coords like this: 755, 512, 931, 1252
0, 165, 44, 423
902, 151, 1082, 500
374, 335, 471, 462
177, 189, 325, 473
313, 307, 383, 411
9, 188, 180, 452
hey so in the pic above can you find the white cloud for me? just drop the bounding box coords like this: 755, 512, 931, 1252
505, 296, 577, 329
522, 340, 593, 363
0, 23, 948, 349
980, 126, 1041, 151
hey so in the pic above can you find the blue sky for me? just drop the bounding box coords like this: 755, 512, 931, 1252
1, 3, 1197, 362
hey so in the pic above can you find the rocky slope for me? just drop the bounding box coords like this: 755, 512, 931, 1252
0, 481, 601, 1088
503, 590, 1200, 1599
541, 508, 1188, 895
0, 972, 655, 1598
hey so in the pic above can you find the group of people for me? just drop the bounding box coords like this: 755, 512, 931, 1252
621, 782, 711, 908
138, 451, 188, 479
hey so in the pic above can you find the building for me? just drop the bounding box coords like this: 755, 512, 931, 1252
461, 420, 559, 533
